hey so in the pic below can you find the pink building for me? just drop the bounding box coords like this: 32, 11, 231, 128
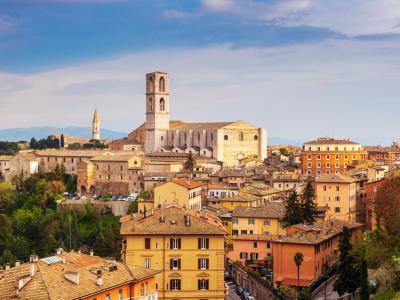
227, 234, 275, 264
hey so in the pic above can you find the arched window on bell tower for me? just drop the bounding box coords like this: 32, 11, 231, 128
160, 98, 165, 111
159, 77, 165, 92
148, 76, 154, 93
148, 97, 153, 112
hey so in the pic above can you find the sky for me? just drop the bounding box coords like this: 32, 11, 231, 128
0, 0, 400, 145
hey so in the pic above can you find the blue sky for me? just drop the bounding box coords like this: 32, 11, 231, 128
1, 0, 400, 144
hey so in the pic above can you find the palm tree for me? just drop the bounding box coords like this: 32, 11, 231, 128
294, 252, 304, 296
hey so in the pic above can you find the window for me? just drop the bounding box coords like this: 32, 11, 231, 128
145, 238, 151, 249
307, 155, 311, 160
248, 218, 255, 225
335, 162, 339, 168
335, 196, 340, 202
323, 186, 327, 191
145, 258, 151, 269
344, 155, 348, 160
267, 242, 271, 249
159, 77, 165, 92
170, 279, 181, 291
198, 238, 209, 249
198, 258, 209, 270
335, 207, 341, 213
148, 98, 153, 112
317, 162, 321, 168
335, 155, 339, 160
317, 155, 321, 160
118, 289, 123, 300
326, 154, 330, 160
250, 253, 259, 260
239, 132, 244, 141
336, 186, 340, 191
170, 237, 181, 249
241, 230, 247, 234
240, 252, 248, 259
307, 162, 312, 168
224, 135, 228, 140
198, 279, 209, 291
253, 241, 258, 248
170, 258, 181, 270
160, 98, 165, 111
264, 220, 270, 226
254, 135, 258, 140
232, 230, 239, 236
105, 294, 110, 300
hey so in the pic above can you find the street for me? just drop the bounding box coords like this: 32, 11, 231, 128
312, 277, 340, 300
225, 280, 241, 300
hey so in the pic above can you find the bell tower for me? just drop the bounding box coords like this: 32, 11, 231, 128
92, 108, 100, 140
145, 71, 170, 153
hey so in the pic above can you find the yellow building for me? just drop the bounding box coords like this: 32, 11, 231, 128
154, 179, 205, 210
120, 205, 228, 300
315, 173, 357, 221
231, 202, 286, 237
210, 193, 260, 211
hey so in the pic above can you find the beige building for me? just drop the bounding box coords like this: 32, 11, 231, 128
77, 152, 143, 195
120, 205, 228, 300
153, 179, 205, 210
0, 155, 12, 181
37, 149, 107, 175
315, 173, 358, 221
119, 71, 267, 167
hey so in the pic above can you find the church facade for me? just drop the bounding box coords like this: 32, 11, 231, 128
125, 71, 267, 167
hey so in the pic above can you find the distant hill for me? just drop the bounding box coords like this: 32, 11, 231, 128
268, 137, 303, 146
0, 127, 127, 142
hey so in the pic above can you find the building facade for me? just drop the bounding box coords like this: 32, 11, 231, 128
301, 138, 367, 177
121, 205, 227, 300
315, 173, 358, 221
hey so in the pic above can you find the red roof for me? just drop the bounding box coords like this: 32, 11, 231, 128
280, 278, 313, 287
172, 178, 205, 189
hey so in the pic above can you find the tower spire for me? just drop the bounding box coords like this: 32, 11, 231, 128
92, 108, 100, 140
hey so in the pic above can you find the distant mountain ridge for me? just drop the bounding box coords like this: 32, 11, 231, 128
0, 127, 127, 142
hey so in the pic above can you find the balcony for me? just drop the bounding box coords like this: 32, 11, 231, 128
133, 290, 158, 300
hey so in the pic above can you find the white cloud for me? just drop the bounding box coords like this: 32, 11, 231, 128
197, 0, 400, 36
1, 38, 400, 144
202, 0, 234, 12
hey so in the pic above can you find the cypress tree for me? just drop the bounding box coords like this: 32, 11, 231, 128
184, 152, 197, 171
334, 226, 360, 296
301, 182, 317, 224
282, 191, 303, 228
60, 134, 65, 148
360, 256, 369, 300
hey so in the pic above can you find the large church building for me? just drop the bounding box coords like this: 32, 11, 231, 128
114, 71, 267, 167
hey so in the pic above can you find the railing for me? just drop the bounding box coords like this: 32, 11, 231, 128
132, 290, 158, 300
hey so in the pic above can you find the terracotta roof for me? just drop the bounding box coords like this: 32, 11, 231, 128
208, 184, 239, 190
277, 219, 363, 245
202, 203, 232, 216
0, 155, 12, 161
315, 173, 357, 183
0, 252, 160, 300
120, 205, 228, 235
280, 278, 313, 287
36, 149, 107, 157
232, 202, 286, 219
304, 138, 360, 145
90, 152, 141, 162
241, 184, 280, 196
219, 194, 259, 203
171, 178, 205, 189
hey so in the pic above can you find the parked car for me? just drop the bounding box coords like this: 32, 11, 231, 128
235, 286, 244, 296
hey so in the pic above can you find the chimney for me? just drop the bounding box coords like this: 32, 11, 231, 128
159, 210, 165, 223
96, 270, 103, 286
29, 255, 38, 263
15, 261, 20, 267
90, 250, 94, 257
184, 214, 191, 227
56, 248, 64, 255
30, 263, 35, 277
64, 271, 80, 285
5, 263, 10, 271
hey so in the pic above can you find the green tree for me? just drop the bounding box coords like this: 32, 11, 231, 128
294, 252, 304, 295
127, 201, 138, 214
0, 172, 4, 182
334, 226, 360, 296
184, 152, 197, 171
300, 182, 317, 224
0, 182, 17, 214
60, 134, 65, 148
360, 255, 369, 300
282, 191, 303, 228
